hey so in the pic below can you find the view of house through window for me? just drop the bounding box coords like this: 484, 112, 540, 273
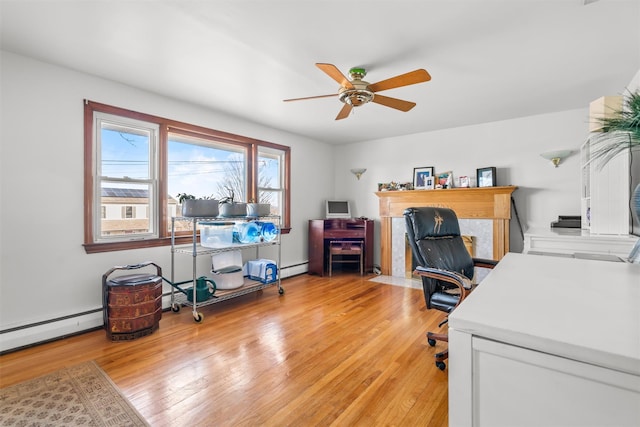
84, 100, 291, 253
97, 115, 157, 240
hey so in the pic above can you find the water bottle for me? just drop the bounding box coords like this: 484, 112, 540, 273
257, 221, 279, 242
234, 222, 261, 243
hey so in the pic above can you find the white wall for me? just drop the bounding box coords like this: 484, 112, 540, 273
334, 108, 591, 262
0, 50, 334, 351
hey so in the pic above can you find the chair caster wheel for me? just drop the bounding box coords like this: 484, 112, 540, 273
428, 338, 436, 347
435, 361, 446, 370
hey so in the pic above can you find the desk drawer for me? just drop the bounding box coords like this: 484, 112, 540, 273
324, 231, 364, 239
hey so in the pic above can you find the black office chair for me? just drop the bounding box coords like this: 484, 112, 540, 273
404, 206, 497, 370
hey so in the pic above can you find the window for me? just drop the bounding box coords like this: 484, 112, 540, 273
257, 146, 286, 217
84, 101, 290, 253
167, 132, 247, 233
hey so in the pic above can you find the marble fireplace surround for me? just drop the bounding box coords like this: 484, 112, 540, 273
376, 186, 517, 276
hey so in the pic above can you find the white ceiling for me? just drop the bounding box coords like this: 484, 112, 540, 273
1, 0, 639, 145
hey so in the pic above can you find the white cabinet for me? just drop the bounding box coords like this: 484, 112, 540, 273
450, 332, 640, 427
448, 253, 640, 427
581, 96, 631, 235
523, 226, 638, 259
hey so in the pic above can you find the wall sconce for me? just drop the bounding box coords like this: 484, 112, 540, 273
540, 150, 573, 167
350, 168, 367, 180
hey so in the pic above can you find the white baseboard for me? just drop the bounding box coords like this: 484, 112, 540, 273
0, 311, 104, 353
280, 263, 308, 278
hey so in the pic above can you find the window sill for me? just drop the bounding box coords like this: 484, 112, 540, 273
84, 228, 290, 254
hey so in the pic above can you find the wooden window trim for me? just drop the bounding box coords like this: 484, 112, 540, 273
83, 100, 291, 254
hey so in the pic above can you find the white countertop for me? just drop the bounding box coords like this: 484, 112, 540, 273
449, 252, 640, 375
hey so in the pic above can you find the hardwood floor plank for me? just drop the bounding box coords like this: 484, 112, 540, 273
0, 273, 448, 426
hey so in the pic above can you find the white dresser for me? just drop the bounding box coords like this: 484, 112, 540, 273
448, 253, 640, 427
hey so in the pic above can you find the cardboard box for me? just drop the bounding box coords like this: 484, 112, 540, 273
589, 95, 622, 132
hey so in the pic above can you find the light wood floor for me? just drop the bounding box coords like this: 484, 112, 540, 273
0, 273, 449, 427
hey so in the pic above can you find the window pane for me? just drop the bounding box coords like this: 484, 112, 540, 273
100, 124, 151, 179
168, 134, 247, 225
258, 151, 281, 189
258, 190, 281, 216
100, 183, 153, 237
95, 113, 157, 241
258, 146, 284, 219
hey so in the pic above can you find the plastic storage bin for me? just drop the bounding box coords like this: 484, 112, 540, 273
211, 250, 244, 289
200, 221, 234, 248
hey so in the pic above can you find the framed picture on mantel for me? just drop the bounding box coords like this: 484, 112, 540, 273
477, 167, 496, 187
413, 166, 435, 190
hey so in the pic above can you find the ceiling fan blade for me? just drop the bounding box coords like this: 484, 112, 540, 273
283, 94, 336, 102
335, 104, 353, 120
316, 63, 355, 90
368, 69, 431, 92
371, 94, 416, 112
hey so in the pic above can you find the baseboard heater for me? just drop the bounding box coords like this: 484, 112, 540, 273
1, 263, 310, 354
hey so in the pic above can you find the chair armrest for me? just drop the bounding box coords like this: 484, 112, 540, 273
414, 266, 474, 290
472, 258, 498, 269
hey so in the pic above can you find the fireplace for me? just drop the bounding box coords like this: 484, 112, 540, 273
376, 186, 517, 276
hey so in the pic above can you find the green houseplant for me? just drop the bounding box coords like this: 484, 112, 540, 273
177, 193, 219, 217
589, 89, 640, 262
588, 89, 640, 166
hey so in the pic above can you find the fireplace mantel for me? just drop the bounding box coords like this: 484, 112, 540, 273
376, 186, 517, 275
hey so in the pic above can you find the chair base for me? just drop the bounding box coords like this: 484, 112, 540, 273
427, 331, 449, 370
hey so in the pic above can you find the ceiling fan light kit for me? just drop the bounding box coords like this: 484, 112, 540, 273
284, 63, 431, 120
338, 67, 373, 106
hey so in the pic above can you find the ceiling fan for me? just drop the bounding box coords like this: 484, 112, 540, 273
284, 63, 431, 120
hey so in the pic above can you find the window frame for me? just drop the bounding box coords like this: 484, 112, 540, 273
84, 100, 291, 254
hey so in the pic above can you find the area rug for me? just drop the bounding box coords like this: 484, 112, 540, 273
0, 360, 149, 426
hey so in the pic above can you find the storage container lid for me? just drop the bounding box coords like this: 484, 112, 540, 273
107, 273, 160, 286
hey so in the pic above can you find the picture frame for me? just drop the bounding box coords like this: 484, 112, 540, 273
477, 167, 497, 187
459, 176, 470, 188
437, 171, 453, 189
413, 166, 435, 190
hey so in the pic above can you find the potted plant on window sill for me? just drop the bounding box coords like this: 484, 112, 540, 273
218, 187, 247, 217
177, 193, 219, 217
589, 89, 640, 262
247, 199, 271, 217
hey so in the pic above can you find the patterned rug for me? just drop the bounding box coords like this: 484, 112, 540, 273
0, 360, 149, 426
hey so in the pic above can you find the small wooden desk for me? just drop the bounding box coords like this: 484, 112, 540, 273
308, 219, 374, 276
448, 253, 640, 426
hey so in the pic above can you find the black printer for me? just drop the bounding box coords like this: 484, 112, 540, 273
550, 215, 581, 229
